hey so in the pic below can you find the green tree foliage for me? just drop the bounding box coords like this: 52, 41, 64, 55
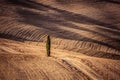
46, 35, 51, 57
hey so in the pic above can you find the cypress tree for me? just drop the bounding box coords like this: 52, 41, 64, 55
46, 35, 51, 57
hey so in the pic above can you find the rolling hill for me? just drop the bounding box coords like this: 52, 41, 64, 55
0, 0, 120, 80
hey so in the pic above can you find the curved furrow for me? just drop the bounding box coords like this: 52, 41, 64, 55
35, 29, 48, 42
5, 24, 24, 35
22, 36, 119, 59
0, 37, 120, 80
35, 59, 63, 80
15, 28, 30, 39
18, 28, 32, 39
80, 59, 104, 77
0, 18, 4, 22
36, 58, 89, 80
0, 20, 16, 33
74, 23, 120, 38
0, 1, 120, 80
20, 26, 35, 40
10, 60, 30, 80
4, 27, 22, 37
61, 57, 103, 80
24, 62, 46, 80
16, 26, 35, 40
15, 26, 29, 39
36, 31, 46, 42
29, 29, 40, 41
0, 19, 10, 26
30, 57, 72, 80
59, 25, 120, 48
25, 29, 39, 41
98, 60, 120, 77
14, 25, 29, 37
51, 38, 119, 54
10, 26, 25, 36
97, 26, 120, 37
80, 58, 120, 79
56, 59, 91, 80
0, 18, 8, 25
0, 24, 22, 35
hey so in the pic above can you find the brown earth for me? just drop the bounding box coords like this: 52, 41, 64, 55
0, 0, 120, 80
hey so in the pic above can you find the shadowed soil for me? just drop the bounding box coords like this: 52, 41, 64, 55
0, 0, 120, 80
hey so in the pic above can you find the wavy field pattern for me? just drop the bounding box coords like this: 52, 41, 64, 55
0, 0, 120, 80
